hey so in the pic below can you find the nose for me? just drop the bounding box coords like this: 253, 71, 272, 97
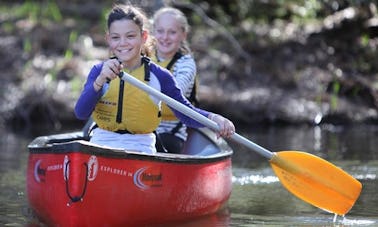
119, 37, 128, 46
161, 31, 168, 39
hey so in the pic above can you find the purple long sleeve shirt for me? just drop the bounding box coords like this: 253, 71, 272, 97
74, 61, 209, 129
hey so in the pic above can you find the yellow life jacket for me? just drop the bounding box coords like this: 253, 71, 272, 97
92, 58, 161, 134
153, 52, 198, 121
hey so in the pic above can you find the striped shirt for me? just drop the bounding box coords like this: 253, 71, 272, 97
155, 54, 197, 140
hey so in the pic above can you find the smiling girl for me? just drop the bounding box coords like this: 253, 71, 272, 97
152, 7, 198, 153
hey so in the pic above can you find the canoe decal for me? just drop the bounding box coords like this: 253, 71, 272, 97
34, 160, 45, 183
99, 165, 131, 176
87, 155, 98, 181
63, 155, 69, 181
133, 167, 163, 190
34, 159, 65, 183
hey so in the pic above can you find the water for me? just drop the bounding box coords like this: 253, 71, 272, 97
1, 124, 377, 226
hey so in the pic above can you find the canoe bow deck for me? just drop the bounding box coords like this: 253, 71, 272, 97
26, 128, 233, 226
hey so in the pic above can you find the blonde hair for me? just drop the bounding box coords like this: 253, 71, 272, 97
107, 4, 155, 57
152, 7, 191, 54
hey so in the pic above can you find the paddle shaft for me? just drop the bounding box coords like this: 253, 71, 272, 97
120, 72, 274, 159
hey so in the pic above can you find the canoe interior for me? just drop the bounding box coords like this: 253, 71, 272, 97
28, 127, 233, 163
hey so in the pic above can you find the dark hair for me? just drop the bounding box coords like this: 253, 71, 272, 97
107, 4, 155, 57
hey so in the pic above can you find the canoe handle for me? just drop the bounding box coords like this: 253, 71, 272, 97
64, 160, 89, 206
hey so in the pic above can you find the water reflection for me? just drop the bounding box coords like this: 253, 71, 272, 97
231, 165, 378, 216
227, 124, 378, 226
0, 124, 377, 226
0, 130, 29, 226
230, 123, 378, 168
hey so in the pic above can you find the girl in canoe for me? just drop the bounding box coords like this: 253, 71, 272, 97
74, 4, 235, 154
152, 7, 198, 153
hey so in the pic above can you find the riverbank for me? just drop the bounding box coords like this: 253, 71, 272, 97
0, 1, 377, 133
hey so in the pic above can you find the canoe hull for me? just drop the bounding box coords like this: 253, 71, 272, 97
27, 130, 232, 226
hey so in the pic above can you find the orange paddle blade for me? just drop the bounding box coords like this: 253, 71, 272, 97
269, 151, 362, 215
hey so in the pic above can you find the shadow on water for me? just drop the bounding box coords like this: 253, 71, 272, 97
0, 123, 377, 226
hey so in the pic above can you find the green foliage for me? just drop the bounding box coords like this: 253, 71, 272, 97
330, 80, 340, 110
64, 49, 73, 60
1, 21, 14, 33
46, 0, 62, 22
71, 77, 84, 95
190, 0, 323, 24
360, 34, 369, 47
1, 0, 62, 23
23, 38, 32, 54
12, 1, 40, 21
100, 7, 111, 30
64, 30, 78, 60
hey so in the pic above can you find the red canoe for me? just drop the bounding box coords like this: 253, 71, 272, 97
26, 128, 233, 226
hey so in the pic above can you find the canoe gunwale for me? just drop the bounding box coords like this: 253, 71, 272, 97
28, 131, 233, 164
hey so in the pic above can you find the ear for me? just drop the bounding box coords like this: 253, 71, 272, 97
142, 30, 148, 43
182, 31, 187, 42
105, 32, 110, 45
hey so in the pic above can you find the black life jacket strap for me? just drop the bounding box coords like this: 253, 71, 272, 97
166, 52, 183, 70
142, 56, 161, 118
116, 56, 152, 124
142, 56, 150, 81
171, 122, 183, 135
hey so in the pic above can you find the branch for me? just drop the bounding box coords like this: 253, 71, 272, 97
170, 0, 252, 62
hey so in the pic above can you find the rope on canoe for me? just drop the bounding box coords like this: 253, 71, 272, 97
64, 160, 88, 206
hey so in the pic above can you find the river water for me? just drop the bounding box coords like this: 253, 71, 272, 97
1, 123, 377, 226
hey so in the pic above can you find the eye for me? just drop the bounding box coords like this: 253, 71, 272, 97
168, 30, 177, 35
127, 33, 137, 39
155, 29, 164, 34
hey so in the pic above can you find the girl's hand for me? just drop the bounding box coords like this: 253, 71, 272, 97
208, 113, 235, 138
93, 59, 123, 90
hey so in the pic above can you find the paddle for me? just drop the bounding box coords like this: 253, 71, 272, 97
119, 72, 362, 216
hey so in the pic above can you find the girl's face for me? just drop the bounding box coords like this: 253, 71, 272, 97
154, 13, 186, 59
106, 19, 147, 68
